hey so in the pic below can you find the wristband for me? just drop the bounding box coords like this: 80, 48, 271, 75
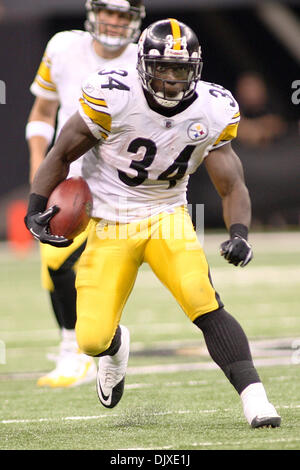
229, 223, 248, 240
25, 121, 55, 145
27, 193, 48, 216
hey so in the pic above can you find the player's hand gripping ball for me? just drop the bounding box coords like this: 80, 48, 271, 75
46, 177, 93, 240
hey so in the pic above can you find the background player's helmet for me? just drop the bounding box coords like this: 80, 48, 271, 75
85, 0, 145, 50
137, 18, 203, 108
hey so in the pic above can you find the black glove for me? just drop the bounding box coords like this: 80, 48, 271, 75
220, 224, 253, 267
24, 193, 72, 247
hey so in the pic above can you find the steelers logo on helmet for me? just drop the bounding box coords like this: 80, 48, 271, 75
187, 122, 208, 142
85, 0, 145, 50
137, 18, 203, 108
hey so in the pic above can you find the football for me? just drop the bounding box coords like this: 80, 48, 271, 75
46, 177, 93, 239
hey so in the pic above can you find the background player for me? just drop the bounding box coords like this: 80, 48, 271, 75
25, 0, 145, 388
25, 19, 281, 428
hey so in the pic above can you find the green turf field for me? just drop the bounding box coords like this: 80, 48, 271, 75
1, 232, 300, 451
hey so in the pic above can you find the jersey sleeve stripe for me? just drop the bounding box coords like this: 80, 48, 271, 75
79, 98, 111, 135
34, 54, 57, 93
213, 121, 239, 147
34, 76, 57, 92
99, 131, 109, 140
82, 91, 108, 108
229, 115, 240, 125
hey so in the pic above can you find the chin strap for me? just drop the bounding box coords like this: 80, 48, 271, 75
151, 89, 185, 108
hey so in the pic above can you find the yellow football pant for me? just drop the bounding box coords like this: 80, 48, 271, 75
75, 206, 222, 357
40, 224, 90, 291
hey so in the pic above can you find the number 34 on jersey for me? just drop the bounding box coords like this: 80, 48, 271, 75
78, 66, 240, 220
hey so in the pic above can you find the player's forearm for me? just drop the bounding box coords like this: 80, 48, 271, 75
26, 98, 59, 182
222, 182, 251, 231
31, 112, 98, 198
28, 136, 51, 183
31, 149, 70, 198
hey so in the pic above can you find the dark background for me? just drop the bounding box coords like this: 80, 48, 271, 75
0, 0, 299, 238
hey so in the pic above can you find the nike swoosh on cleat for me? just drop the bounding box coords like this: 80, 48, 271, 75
98, 381, 111, 403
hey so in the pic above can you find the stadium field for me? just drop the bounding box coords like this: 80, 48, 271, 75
0, 231, 300, 451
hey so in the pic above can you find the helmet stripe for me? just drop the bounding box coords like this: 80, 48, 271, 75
169, 18, 181, 50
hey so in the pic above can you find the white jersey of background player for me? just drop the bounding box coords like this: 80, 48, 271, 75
30, 15, 141, 178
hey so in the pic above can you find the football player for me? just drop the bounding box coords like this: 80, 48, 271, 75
25, 0, 145, 388
25, 19, 281, 428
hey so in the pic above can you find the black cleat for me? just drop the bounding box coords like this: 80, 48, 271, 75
251, 414, 281, 429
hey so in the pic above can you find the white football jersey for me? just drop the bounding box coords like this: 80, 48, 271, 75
30, 30, 138, 177
78, 67, 240, 222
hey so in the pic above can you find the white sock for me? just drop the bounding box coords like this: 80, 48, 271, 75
241, 382, 268, 402
60, 328, 78, 353
240, 382, 271, 424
